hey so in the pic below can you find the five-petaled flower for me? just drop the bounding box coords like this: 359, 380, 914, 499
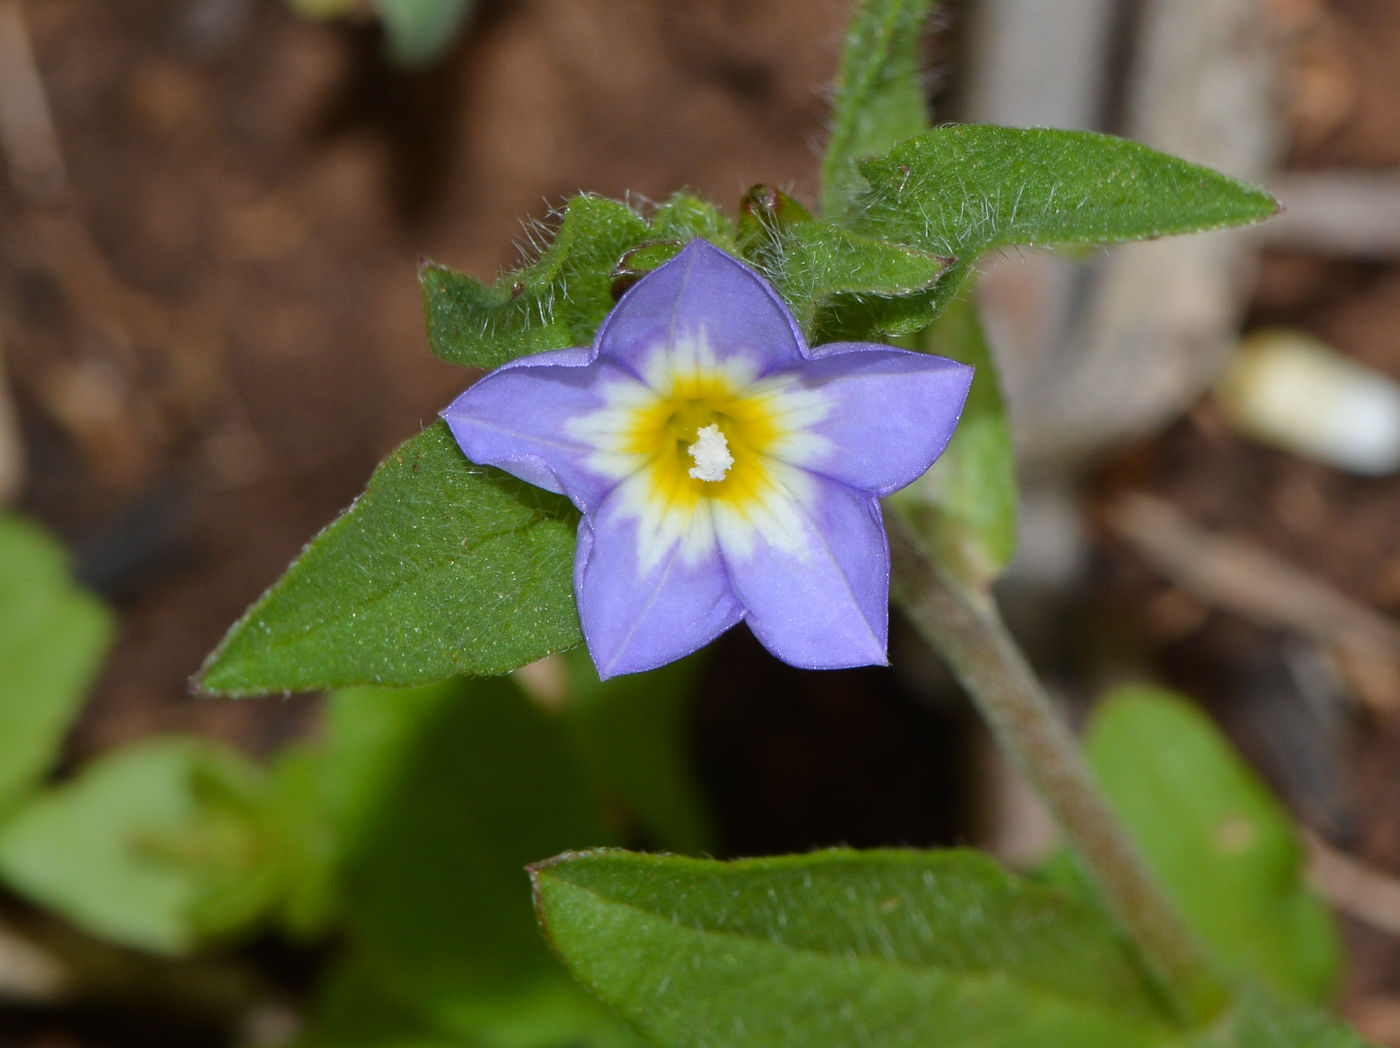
443, 240, 972, 678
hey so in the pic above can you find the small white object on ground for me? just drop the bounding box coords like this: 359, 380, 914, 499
687, 424, 733, 482
1216, 329, 1400, 476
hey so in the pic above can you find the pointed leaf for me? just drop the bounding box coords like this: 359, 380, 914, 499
534, 848, 1177, 1048
0, 515, 113, 815
821, 0, 934, 223
198, 422, 581, 696
852, 126, 1279, 309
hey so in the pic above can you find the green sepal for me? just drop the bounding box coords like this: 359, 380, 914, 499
421, 193, 738, 373
421, 195, 650, 371
738, 184, 951, 338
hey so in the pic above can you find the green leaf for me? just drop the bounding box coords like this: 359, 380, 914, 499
852, 126, 1280, 310
737, 185, 950, 339
329, 675, 633, 1046
0, 737, 264, 955
197, 422, 582, 696
0, 515, 113, 815
821, 0, 934, 223
373, 0, 477, 67
888, 295, 1017, 585
421, 196, 649, 371
563, 649, 716, 855
534, 848, 1179, 1048
1081, 686, 1342, 1004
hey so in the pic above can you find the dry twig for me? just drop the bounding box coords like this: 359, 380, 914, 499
1306, 831, 1400, 938
1104, 492, 1400, 714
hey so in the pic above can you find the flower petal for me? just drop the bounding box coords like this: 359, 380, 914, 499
769, 345, 974, 497
595, 239, 807, 381
576, 478, 744, 679
715, 469, 889, 670
442, 354, 645, 513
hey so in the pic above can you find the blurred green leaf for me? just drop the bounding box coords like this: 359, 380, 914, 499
534, 848, 1178, 1048
821, 0, 933, 224
327, 675, 638, 1046
888, 295, 1017, 586
0, 515, 113, 815
563, 650, 716, 855
1080, 686, 1342, 1004
421, 197, 649, 371
0, 737, 263, 955
198, 423, 582, 696
852, 126, 1280, 310
374, 0, 478, 67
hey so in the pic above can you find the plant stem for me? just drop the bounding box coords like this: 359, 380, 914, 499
886, 513, 1225, 1025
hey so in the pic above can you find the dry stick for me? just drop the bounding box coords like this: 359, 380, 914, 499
886, 514, 1224, 1025
1305, 831, 1400, 938
1105, 491, 1400, 715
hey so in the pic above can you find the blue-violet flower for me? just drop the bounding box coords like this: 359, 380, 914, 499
443, 239, 972, 678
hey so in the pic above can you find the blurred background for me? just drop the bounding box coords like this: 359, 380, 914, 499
3, 0, 1400, 1044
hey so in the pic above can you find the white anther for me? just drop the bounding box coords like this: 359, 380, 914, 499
687, 424, 734, 482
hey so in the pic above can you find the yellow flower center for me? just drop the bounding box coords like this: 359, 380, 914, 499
622, 373, 782, 511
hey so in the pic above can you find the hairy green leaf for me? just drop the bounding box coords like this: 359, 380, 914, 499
0, 515, 113, 815
422, 196, 649, 371
738, 185, 950, 338
852, 126, 1279, 308
198, 422, 581, 696
889, 296, 1017, 585
0, 737, 263, 955
821, 0, 934, 223
1082, 687, 1342, 1004
534, 848, 1177, 1048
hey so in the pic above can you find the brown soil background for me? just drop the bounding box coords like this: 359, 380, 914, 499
3, 0, 1400, 1042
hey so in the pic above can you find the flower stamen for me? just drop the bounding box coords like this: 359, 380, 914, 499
687, 423, 734, 482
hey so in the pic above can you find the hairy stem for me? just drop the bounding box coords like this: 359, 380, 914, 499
886, 513, 1225, 1025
